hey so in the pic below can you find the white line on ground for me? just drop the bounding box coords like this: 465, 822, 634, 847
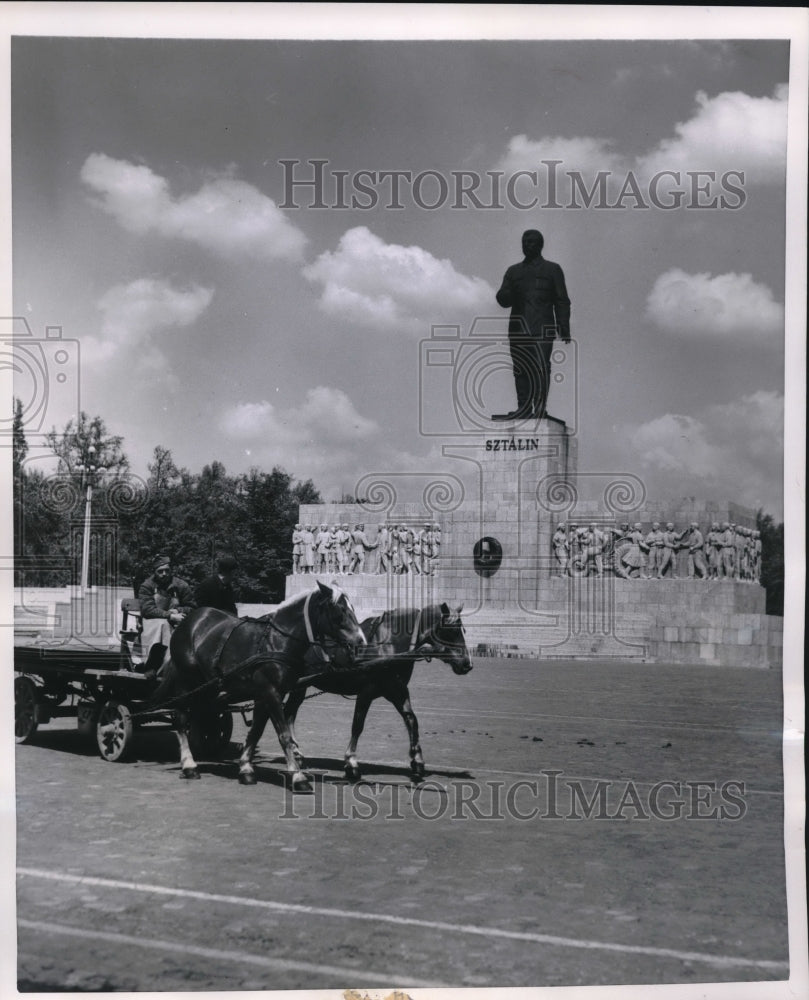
17, 919, 446, 987
18, 867, 788, 973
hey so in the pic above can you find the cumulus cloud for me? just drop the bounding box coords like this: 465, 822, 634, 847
645, 269, 784, 341
82, 278, 213, 383
302, 227, 493, 333
81, 153, 307, 261
221, 386, 382, 496
495, 85, 787, 192
637, 85, 788, 185
628, 391, 784, 515
219, 387, 456, 497
497, 134, 625, 177
222, 386, 378, 446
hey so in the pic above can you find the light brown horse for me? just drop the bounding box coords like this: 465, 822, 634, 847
284, 603, 472, 781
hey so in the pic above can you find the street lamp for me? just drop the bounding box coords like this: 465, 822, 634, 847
76, 444, 105, 594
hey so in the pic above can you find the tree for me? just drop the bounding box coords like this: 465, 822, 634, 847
757, 510, 784, 616
147, 445, 180, 491
16, 406, 327, 599
12, 396, 28, 479
235, 467, 322, 601
45, 411, 128, 477
24, 412, 133, 587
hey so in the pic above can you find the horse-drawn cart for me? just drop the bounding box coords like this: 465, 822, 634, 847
14, 599, 238, 763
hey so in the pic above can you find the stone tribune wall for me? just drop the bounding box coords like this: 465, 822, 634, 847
286, 419, 781, 669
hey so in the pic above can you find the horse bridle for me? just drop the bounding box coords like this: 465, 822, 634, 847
302, 589, 359, 654
410, 607, 466, 662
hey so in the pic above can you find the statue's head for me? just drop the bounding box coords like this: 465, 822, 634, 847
652, 522, 660, 530
522, 229, 544, 258
666, 522, 674, 530
690, 521, 698, 529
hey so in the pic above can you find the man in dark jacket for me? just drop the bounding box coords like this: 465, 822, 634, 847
137, 554, 196, 676
495, 229, 571, 420
194, 555, 239, 616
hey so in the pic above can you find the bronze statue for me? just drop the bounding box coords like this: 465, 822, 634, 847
494, 229, 571, 421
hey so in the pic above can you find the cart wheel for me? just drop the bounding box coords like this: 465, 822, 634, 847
96, 700, 134, 762
188, 708, 234, 760
77, 701, 101, 739
15, 677, 40, 744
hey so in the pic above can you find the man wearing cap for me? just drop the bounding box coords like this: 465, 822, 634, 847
195, 555, 239, 616
137, 555, 196, 676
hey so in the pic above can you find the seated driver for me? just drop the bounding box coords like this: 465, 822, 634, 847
137, 554, 196, 677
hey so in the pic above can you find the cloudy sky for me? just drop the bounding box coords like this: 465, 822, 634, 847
10, 23, 800, 517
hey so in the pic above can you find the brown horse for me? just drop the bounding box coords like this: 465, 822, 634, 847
284, 603, 472, 781
152, 581, 365, 792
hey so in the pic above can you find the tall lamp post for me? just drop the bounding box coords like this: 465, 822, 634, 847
76, 445, 105, 595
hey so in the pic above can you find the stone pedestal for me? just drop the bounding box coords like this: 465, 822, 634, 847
436, 415, 576, 611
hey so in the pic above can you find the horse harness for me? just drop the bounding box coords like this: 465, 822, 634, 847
362, 606, 461, 663
139, 598, 344, 714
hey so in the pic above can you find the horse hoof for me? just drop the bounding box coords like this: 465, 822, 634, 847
180, 768, 200, 780
239, 771, 257, 785
345, 765, 362, 782
292, 778, 313, 794
411, 762, 426, 780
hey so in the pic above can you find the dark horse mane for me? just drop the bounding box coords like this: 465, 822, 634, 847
152, 580, 365, 790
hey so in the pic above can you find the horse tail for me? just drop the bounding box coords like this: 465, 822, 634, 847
146, 660, 179, 711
